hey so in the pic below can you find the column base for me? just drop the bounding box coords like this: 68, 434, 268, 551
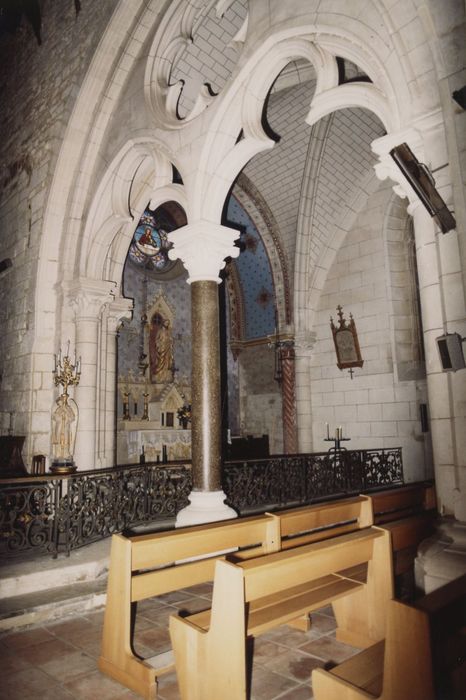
175, 490, 238, 527
415, 517, 466, 594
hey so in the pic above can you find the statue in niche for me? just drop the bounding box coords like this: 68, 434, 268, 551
150, 312, 174, 383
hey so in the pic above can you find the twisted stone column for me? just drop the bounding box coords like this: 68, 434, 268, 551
280, 340, 298, 454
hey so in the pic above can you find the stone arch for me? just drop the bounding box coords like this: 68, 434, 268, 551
28, 0, 454, 468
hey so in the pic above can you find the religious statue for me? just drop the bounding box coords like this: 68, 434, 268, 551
50, 343, 80, 472
52, 393, 77, 462
150, 312, 174, 383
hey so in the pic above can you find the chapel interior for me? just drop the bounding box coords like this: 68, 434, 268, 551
0, 1, 465, 699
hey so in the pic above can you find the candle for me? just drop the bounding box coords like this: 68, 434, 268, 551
335, 428, 339, 439
54, 353, 57, 372
338, 426, 342, 439
326, 422, 329, 439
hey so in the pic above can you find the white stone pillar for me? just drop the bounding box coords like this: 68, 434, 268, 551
294, 331, 316, 453
168, 221, 239, 526
101, 297, 133, 467
373, 127, 466, 520
68, 280, 116, 471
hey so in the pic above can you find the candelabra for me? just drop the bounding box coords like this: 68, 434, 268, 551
50, 342, 81, 473
324, 423, 350, 452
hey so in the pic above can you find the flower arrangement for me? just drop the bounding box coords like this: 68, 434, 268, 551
177, 404, 192, 426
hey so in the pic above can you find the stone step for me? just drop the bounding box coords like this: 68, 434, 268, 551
0, 538, 111, 632
0, 538, 111, 599
0, 577, 108, 632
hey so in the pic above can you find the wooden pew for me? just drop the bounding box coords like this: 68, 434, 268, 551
169, 526, 394, 700
98, 494, 373, 697
368, 482, 437, 578
98, 513, 279, 700
272, 495, 373, 550
312, 572, 466, 700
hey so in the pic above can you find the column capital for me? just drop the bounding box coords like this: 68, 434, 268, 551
294, 330, 317, 357
168, 221, 239, 283
371, 128, 426, 205
64, 278, 117, 320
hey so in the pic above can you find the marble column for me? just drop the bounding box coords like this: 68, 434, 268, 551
168, 221, 239, 525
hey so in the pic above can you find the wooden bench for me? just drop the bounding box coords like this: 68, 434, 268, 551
169, 526, 394, 700
368, 482, 437, 579
98, 513, 279, 700
312, 572, 466, 700
98, 495, 373, 697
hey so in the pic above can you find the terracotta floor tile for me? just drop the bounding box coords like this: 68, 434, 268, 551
174, 595, 212, 614
41, 649, 96, 682
275, 683, 313, 699
64, 669, 137, 700
14, 637, 77, 667
182, 582, 213, 597
2, 646, 34, 674
261, 625, 310, 648
45, 616, 96, 644
260, 648, 325, 683
2, 626, 57, 650
2, 666, 62, 698
153, 590, 193, 605
250, 665, 299, 699
252, 637, 292, 663
300, 635, 358, 664
133, 625, 172, 655
306, 612, 337, 638
140, 605, 179, 627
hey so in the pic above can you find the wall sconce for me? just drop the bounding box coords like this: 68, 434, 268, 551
390, 143, 456, 234
330, 305, 364, 379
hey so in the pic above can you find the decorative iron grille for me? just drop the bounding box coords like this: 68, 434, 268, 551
223, 448, 404, 512
1, 463, 191, 558
0, 448, 402, 558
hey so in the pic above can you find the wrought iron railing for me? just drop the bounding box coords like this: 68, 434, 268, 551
0, 463, 191, 558
223, 448, 403, 512
0, 447, 402, 558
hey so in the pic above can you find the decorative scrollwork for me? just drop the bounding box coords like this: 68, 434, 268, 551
224, 448, 403, 512
1, 448, 402, 559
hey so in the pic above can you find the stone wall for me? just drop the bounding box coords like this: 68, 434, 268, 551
311, 183, 433, 482
0, 0, 117, 447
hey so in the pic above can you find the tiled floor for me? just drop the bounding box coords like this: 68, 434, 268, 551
0, 583, 358, 700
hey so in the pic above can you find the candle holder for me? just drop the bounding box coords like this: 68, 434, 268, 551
324, 424, 351, 452
50, 343, 81, 474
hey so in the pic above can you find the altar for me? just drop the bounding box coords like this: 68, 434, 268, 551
117, 420, 191, 464
116, 378, 192, 464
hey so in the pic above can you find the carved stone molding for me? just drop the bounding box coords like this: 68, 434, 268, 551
65, 279, 117, 321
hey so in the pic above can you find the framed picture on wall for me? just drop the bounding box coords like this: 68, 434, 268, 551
330, 305, 364, 371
